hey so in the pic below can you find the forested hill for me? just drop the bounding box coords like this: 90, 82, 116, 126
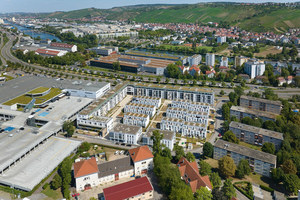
38, 3, 300, 33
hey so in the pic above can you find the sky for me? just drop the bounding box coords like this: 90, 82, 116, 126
0, 0, 299, 13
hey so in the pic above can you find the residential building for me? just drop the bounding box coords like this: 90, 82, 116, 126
206, 71, 215, 78
229, 121, 283, 150
129, 146, 154, 175
205, 53, 215, 66
188, 54, 202, 66
123, 112, 150, 127
124, 102, 156, 117
131, 96, 161, 108
217, 36, 226, 44
74, 156, 134, 191
142, 128, 176, 151
161, 117, 207, 138
189, 65, 201, 76
244, 59, 265, 79
103, 176, 154, 200
220, 57, 229, 67
235, 56, 249, 67
49, 42, 77, 52
177, 157, 212, 192
171, 100, 210, 113
230, 106, 278, 122
240, 95, 282, 115
166, 107, 209, 124
214, 139, 276, 177
90, 46, 118, 56
277, 77, 286, 86
179, 65, 190, 74
77, 116, 113, 133
109, 123, 142, 145
286, 76, 293, 84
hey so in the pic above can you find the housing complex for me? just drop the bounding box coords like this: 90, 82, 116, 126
124, 102, 156, 118
109, 123, 142, 145
244, 59, 265, 79
240, 95, 282, 114
214, 139, 277, 177
123, 112, 150, 127
230, 105, 278, 122
142, 128, 176, 151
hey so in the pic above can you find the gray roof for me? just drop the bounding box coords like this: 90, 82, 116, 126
146, 128, 175, 141
111, 123, 141, 135
230, 106, 278, 120
214, 139, 277, 165
98, 156, 133, 178
229, 121, 283, 140
240, 95, 282, 106
64, 80, 109, 92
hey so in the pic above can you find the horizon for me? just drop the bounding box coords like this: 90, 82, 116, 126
0, 0, 300, 14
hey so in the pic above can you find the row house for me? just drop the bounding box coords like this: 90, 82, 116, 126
229, 121, 283, 150
166, 107, 209, 125
124, 102, 156, 118
170, 99, 210, 113
214, 139, 276, 177
109, 123, 142, 145
77, 116, 113, 133
131, 96, 161, 108
123, 112, 150, 127
160, 117, 207, 138
240, 95, 282, 115
141, 128, 176, 151
230, 106, 278, 122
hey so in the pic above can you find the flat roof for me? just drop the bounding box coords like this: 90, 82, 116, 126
146, 128, 175, 141
214, 139, 276, 165
64, 81, 109, 93
111, 123, 141, 135
229, 121, 283, 140
162, 117, 206, 127
167, 107, 209, 116
0, 137, 81, 191
124, 112, 148, 118
126, 102, 155, 109
240, 95, 282, 106
230, 106, 278, 120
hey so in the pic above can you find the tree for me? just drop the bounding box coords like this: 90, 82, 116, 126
169, 184, 194, 200
219, 156, 236, 178
161, 148, 172, 160
261, 142, 275, 154
185, 152, 195, 162
283, 174, 300, 195
199, 160, 212, 176
219, 90, 225, 96
271, 168, 284, 183
212, 188, 227, 200
51, 173, 62, 190
151, 130, 163, 155
282, 160, 297, 174
195, 187, 213, 200
221, 179, 236, 200
236, 159, 251, 178
223, 131, 239, 144
156, 77, 161, 83
222, 104, 230, 120
203, 142, 214, 158
210, 172, 222, 188
63, 121, 75, 137
174, 144, 185, 162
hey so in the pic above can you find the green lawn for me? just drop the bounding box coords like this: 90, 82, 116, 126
27, 87, 49, 94
42, 185, 63, 200
0, 75, 14, 81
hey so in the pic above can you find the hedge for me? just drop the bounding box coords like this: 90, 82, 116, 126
233, 181, 253, 200
260, 184, 274, 193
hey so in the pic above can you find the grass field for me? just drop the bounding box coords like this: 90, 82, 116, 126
3, 88, 62, 106
27, 87, 50, 94
42, 185, 63, 200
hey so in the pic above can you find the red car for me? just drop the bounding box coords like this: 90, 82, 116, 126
72, 193, 80, 197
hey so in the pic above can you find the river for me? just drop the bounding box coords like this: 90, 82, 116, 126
5, 21, 61, 42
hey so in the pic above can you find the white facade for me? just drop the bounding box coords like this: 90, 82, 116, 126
171, 100, 210, 112
123, 113, 150, 127
188, 54, 202, 66
131, 96, 161, 108
124, 103, 156, 117
90, 46, 119, 56
220, 57, 228, 67
217, 36, 226, 44
77, 116, 114, 131
75, 172, 99, 191
134, 159, 153, 176
109, 124, 142, 145
166, 107, 209, 124
64, 82, 110, 99
205, 53, 215, 66
244, 59, 266, 79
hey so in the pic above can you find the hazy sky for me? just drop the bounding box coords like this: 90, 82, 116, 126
1, 0, 299, 13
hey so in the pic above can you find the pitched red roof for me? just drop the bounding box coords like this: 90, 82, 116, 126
73, 157, 98, 178
206, 71, 213, 75
177, 157, 212, 193
36, 48, 60, 56
189, 66, 200, 71
103, 176, 153, 200
129, 146, 153, 163
50, 42, 74, 48
219, 66, 228, 69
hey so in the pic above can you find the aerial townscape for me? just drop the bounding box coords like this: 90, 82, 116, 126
0, 1, 300, 200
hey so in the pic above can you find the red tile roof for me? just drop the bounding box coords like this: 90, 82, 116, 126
36, 48, 60, 56
50, 42, 74, 48
206, 71, 213, 75
73, 157, 98, 178
103, 176, 153, 200
177, 157, 212, 193
129, 146, 154, 163
189, 66, 200, 71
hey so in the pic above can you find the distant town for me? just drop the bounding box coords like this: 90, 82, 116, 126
0, 2, 300, 200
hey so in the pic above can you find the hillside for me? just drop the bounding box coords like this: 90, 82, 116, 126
37, 3, 300, 33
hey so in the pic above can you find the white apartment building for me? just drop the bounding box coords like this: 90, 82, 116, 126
244, 59, 266, 79
77, 116, 113, 132
123, 113, 150, 127
142, 128, 175, 151
124, 103, 156, 118
206, 53, 215, 66
166, 107, 209, 124
64, 82, 110, 99
217, 36, 226, 44
131, 96, 161, 108
220, 57, 228, 67
235, 56, 249, 67
161, 117, 207, 138
109, 123, 142, 145
188, 54, 202, 66
171, 100, 210, 113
